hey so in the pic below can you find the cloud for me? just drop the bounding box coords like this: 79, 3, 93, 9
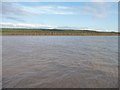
3, 16, 26, 22
1, 2, 27, 15
1, 2, 30, 22
1, 3, 66, 16
91, 0, 119, 2
82, 7, 108, 18
91, 0, 104, 2
0, 22, 104, 32
0, 22, 54, 29
1, 2, 117, 22
1, 0, 119, 2
81, 2, 117, 19
1, 2, 76, 22
56, 26, 80, 30
22, 5, 75, 15
0, 22, 96, 30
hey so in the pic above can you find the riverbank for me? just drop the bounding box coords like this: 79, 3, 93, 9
1, 28, 119, 36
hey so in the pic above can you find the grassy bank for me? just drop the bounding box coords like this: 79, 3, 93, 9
1, 28, 119, 36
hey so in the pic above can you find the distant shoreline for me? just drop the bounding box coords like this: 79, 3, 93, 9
1, 28, 119, 36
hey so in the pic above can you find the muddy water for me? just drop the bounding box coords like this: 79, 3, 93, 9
2, 36, 118, 88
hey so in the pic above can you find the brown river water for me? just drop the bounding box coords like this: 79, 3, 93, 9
2, 36, 118, 88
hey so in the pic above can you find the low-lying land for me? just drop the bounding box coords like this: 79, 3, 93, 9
1, 28, 119, 36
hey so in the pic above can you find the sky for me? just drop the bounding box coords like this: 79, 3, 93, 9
0, 1, 118, 32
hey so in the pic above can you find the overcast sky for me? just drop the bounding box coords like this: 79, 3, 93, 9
0, 1, 118, 32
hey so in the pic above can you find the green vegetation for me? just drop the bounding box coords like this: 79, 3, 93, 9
1, 28, 119, 36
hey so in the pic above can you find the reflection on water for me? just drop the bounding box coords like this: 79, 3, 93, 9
2, 36, 118, 88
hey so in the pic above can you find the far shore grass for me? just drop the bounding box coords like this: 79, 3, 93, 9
0, 28, 119, 36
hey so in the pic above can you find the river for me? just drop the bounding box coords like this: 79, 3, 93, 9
2, 36, 118, 88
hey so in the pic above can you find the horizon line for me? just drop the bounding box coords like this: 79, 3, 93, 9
0, 28, 119, 33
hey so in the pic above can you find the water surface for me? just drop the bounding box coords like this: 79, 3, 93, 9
2, 36, 118, 88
